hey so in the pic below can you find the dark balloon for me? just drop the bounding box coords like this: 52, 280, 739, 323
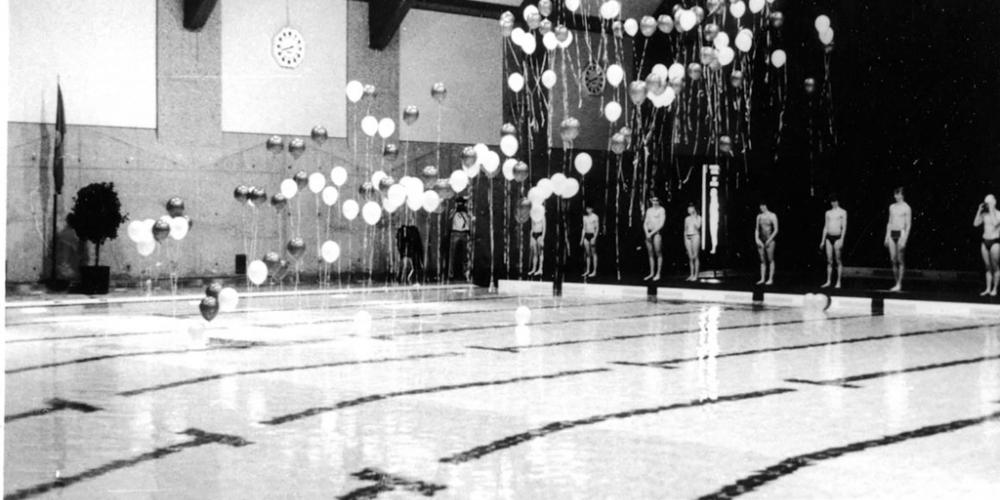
286, 237, 306, 259
770, 11, 784, 29
266, 135, 284, 154
205, 282, 223, 298
804, 77, 817, 95
152, 220, 171, 242
293, 171, 309, 190
359, 181, 376, 199
513, 161, 529, 182
234, 185, 250, 203
311, 126, 328, 146
263, 251, 281, 273
501, 123, 517, 136
166, 197, 185, 217
379, 175, 396, 191
461, 146, 477, 168
288, 138, 306, 160
383, 143, 399, 161
270, 193, 287, 210
250, 187, 267, 204
403, 105, 420, 125
199, 296, 219, 322
422, 165, 438, 182
719, 135, 733, 155
434, 179, 454, 200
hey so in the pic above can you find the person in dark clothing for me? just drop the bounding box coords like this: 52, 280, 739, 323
448, 198, 472, 282
397, 225, 423, 285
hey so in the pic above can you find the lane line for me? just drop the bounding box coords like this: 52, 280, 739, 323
2, 428, 252, 500
4, 398, 101, 423
696, 410, 1000, 499
785, 352, 1000, 388
438, 388, 797, 464
117, 352, 463, 397
261, 368, 610, 426
336, 468, 446, 500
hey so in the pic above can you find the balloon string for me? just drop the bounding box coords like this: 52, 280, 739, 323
489, 176, 494, 289
615, 153, 623, 281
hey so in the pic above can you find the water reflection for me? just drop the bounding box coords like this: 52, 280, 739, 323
697, 306, 720, 401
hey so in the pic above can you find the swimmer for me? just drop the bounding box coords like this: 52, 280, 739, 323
643, 197, 666, 281
684, 204, 702, 281
755, 202, 778, 285
884, 187, 911, 292
580, 204, 599, 278
973, 194, 1000, 296
819, 196, 847, 289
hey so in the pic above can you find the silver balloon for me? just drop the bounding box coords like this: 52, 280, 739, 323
288, 138, 306, 160
431, 82, 447, 103
266, 135, 284, 154
310, 126, 328, 146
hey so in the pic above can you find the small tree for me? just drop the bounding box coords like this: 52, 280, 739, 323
66, 182, 128, 266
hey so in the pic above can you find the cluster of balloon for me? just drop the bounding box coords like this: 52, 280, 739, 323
234, 185, 268, 206
804, 78, 817, 95
200, 282, 239, 322
804, 293, 832, 312
127, 197, 191, 256
815, 15, 835, 48
247, 251, 290, 286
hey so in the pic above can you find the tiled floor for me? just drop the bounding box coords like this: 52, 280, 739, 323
5, 286, 1000, 499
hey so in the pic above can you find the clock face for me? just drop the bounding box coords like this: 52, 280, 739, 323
272, 27, 304, 68
582, 63, 606, 96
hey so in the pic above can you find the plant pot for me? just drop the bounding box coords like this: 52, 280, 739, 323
80, 266, 110, 295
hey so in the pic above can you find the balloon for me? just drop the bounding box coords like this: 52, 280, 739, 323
361, 115, 378, 137
749, 0, 765, 14
688, 62, 703, 81
387, 184, 407, 206
611, 20, 623, 38
422, 190, 441, 212
815, 15, 831, 32
199, 297, 219, 322
717, 47, 735, 66
714, 32, 730, 50
523, 4, 540, 29
501, 159, 517, 181
559, 117, 580, 144
529, 204, 546, 222
507, 73, 525, 92
218, 287, 238, 312
536, 178, 554, 199
169, 216, 189, 240
263, 251, 280, 273
628, 81, 647, 105
342, 199, 359, 220
657, 15, 674, 34
499, 11, 514, 37
234, 185, 249, 203
482, 150, 501, 177
403, 105, 419, 125
557, 29, 574, 49
693, 5, 705, 21
288, 138, 306, 160
719, 135, 733, 154
501, 122, 517, 136
735, 29, 754, 52
819, 27, 834, 45
461, 146, 478, 167
449, 169, 469, 193
599, 0, 621, 20
311, 126, 328, 146
249, 187, 267, 205
321, 241, 340, 263
359, 181, 377, 200
434, 179, 454, 200
371, 170, 387, 190
651, 64, 668, 78
574, 153, 593, 175
500, 135, 519, 157
280, 179, 298, 199
699, 46, 716, 66
771, 49, 787, 68
286, 237, 306, 260
405, 190, 424, 211
604, 101, 622, 122
269, 193, 287, 211
290, 171, 307, 192
730, 70, 745, 88
610, 133, 627, 154
542, 31, 558, 51
645, 72, 666, 95
330, 166, 348, 187
127, 220, 148, 243
730, 1, 746, 19
383, 143, 399, 161
561, 178, 580, 199
565, 0, 580, 12
346, 80, 364, 103
521, 34, 537, 55
804, 78, 817, 95
152, 220, 170, 242
678, 10, 697, 32
511, 27, 526, 46
363, 84, 377, 99
247, 259, 268, 285
421, 165, 438, 182
205, 282, 222, 298
623, 18, 638, 37
770, 11, 784, 29
136, 240, 155, 256
166, 197, 185, 217
431, 82, 447, 103
362, 201, 382, 225
465, 162, 481, 179
640, 16, 657, 37
665, 63, 684, 84
538, 0, 552, 17
509, 161, 527, 182
322, 186, 339, 206
541, 69, 557, 88
266, 135, 284, 154
377, 118, 396, 139
707, 0, 722, 14
606, 64, 625, 87
515, 198, 531, 224
308, 172, 325, 194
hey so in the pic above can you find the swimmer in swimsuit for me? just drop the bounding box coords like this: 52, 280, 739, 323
580, 205, 600, 278
819, 195, 847, 288
884, 187, 911, 292
683, 204, 702, 281
755, 202, 778, 285
528, 208, 546, 277
643, 197, 666, 281
973, 194, 1000, 296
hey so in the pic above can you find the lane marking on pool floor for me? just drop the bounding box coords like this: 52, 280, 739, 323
4, 398, 102, 423
336, 468, 446, 500
784, 352, 1000, 388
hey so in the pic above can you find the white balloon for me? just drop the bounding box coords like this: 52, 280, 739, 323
713, 32, 730, 50
529, 204, 546, 222
330, 166, 348, 186
362, 201, 382, 225
819, 27, 834, 45
749, 0, 765, 14
729, 0, 746, 19
482, 150, 501, 175
247, 260, 268, 285
668, 62, 686, 82
541, 70, 557, 89
136, 240, 155, 256
346, 80, 364, 103
402, 176, 424, 198
558, 30, 574, 49
550, 173, 567, 197
127, 220, 148, 243
527, 187, 545, 205
574, 152, 593, 175
815, 15, 831, 32
521, 35, 536, 55
422, 190, 441, 212
522, 4, 539, 23
651, 64, 669, 78
280, 178, 298, 199
342, 199, 360, 221
536, 178, 554, 199
465, 162, 481, 179
511, 27, 526, 46
500, 135, 519, 157
735, 29, 754, 53
377, 117, 396, 138
542, 32, 558, 51
371, 170, 387, 189
502, 159, 517, 181
449, 169, 469, 193
604, 101, 622, 122
406, 191, 424, 211
383, 197, 402, 214
387, 184, 407, 206
717, 46, 735, 66
169, 216, 189, 240
320, 241, 340, 263
321, 186, 339, 206
474, 143, 490, 158
361, 115, 379, 137
508, 72, 525, 93
565, 0, 580, 12
599, 0, 621, 20
648, 86, 676, 108
561, 177, 580, 198
218, 287, 239, 312
606, 64, 625, 87
308, 172, 325, 193
678, 10, 697, 32
623, 18, 638, 37
771, 49, 787, 68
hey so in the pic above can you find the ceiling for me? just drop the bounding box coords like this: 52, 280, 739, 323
475, 0, 665, 19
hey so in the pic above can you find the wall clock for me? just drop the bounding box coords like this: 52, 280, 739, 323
272, 27, 305, 69
582, 62, 606, 96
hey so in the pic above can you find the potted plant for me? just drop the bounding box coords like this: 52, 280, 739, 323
66, 182, 128, 294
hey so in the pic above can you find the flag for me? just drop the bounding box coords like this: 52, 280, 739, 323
54, 84, 66, 195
